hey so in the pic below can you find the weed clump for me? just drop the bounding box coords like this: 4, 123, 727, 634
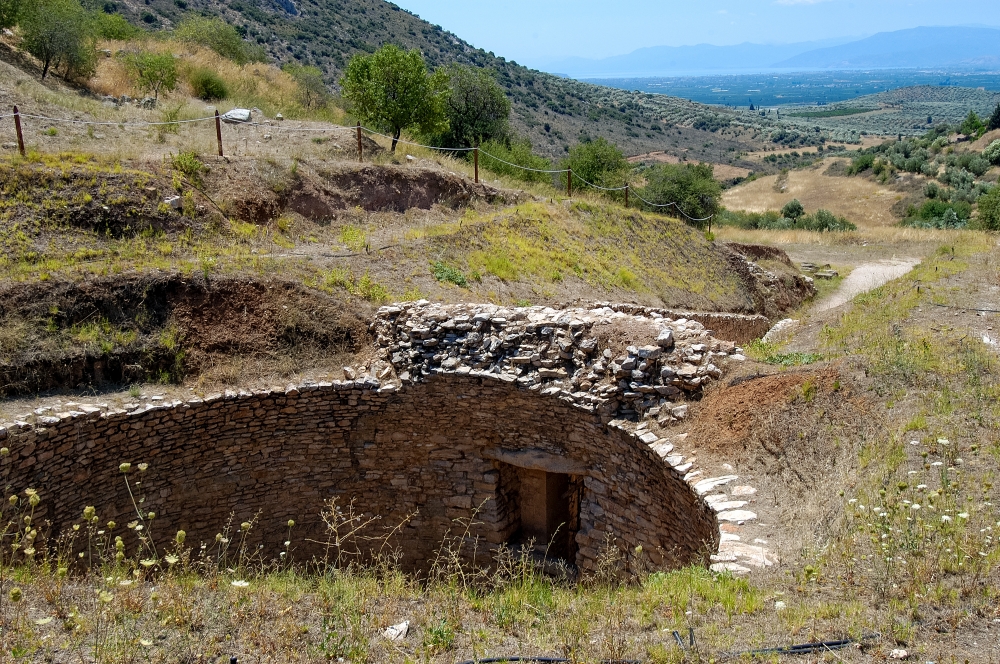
188, 68, 229, 101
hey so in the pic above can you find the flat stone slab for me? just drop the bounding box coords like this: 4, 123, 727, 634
710, 562, 751, 575
719, 541, 775, 567
717, 509, 757, 523
711, 500, 749, 512
694, 475, 739, 495
731, 485, 757, 496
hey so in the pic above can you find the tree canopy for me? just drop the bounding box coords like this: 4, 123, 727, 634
561, 137, 629, 192
635, 162, 721, 227
341, 44, 448, 153
436, 64, 510, 149
122, 51, 177, 100
988, 103, 1000, 132
781, 199, 805, 220
978, 186, 1000, 231
20, 0, 95, 80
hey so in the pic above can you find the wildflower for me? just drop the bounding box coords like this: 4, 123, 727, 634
137, 463, 149, 473
8, 495, 16, 505
911, 504, 921, 510
231, 580, 250, 588
0, 447, 8, 455
215, 533, 223, 542
119, 463, 131, 473
107, 521, 116, 530
24, 488, 37, 497
98, 591, 113, 603
28, 493, 40, 507
57, 567, 67, 578
127, 521, 138, 530
937, 438, 949, 445
83, 506, 96, 521
635, 545, 643, 555
176, 530, 186, 544
287, 520, 295, 528
941, 515, 952, 522
9, 588, 22, 602
147, 512, 156, 520
240, 522, 251, 531
958, 512, 969, 519
164, 555, 180, 565
774, 601, 787, 610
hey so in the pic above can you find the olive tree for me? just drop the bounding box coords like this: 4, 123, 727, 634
781, 198, 805, 221
340, 44, 447, 153
21, 0, 96, 80
437, 64, 510, 148
123, 51, 178, 100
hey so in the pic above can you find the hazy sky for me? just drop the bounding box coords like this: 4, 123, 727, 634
395, 0, 1000, 66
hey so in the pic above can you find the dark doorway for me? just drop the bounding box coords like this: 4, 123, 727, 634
510, 468, 579, 561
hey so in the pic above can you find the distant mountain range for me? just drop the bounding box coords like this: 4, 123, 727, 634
542, 26, 1000, 78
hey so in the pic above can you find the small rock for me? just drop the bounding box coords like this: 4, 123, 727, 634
889, 649, 908, 660
656, 328, 674, 348
383, 621, 409, 641
275, 113, 284, 121
717, 510, 757, 523
671, 404, 689, 419
165, 196, 182, 209
730, 485, 757, 496
343, 367, 357, 380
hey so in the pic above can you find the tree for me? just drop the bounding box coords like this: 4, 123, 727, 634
988, 103, 1000, 132
978, 186, 1000, 231
283, 64, 329, 109
781, 199, 805, 221
636, 162, 721, 227
175, 16, 264, 65
122, 51, 177, 100
21, 0, 96, 80
340, 44, 447, 153
562, 137, 629, 191
436, 64, 510, 148
960, 110, 983, 137
984, 140, 1000, 166
0, 0, 24, 30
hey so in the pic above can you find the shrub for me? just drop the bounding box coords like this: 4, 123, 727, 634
91, 11, 141, 40
977, 186, 1000, 231
848, 152, 875, 175
476, 138, 551, 183
635, 162, 721, 226
189, 68, 228, 101
780, 199, 804, 221
282, 63, 329, 109
983, 140, 1000, 166
175, 15, 264, 65
561, 137, 629, 192
122, 51, 177, 99
435, 64, 511, 149
170, 151, 206, 186
431, 261, 467, 287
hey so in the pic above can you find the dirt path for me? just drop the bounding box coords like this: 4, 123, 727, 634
813, 258, 920, 312
780, 257, 920, 353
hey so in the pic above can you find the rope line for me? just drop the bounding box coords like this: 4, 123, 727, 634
7, 109, 713, 221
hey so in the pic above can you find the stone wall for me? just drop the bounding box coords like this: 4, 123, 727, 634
0, 373, 719, 573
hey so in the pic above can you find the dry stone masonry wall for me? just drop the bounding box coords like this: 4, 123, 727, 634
1, 303, 749, 573
373, 301, 747, 424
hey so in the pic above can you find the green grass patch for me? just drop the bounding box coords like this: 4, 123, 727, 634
745, 339, 822, 366
431, 261, 467, 287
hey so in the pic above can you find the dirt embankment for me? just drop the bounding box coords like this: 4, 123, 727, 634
210, 160, 517, 225
0, 275, 371, 397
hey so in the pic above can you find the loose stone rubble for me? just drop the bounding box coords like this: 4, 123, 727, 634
373, 301, 744, 424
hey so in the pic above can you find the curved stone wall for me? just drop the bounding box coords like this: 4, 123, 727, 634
0, 374, 718, 572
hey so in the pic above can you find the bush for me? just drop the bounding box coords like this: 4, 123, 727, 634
476, 138, 551, 183
175, 16, 264, 65
635, 162, 721, 226
717, 208, 855, 232
122, 51, 177, 99
781, 199, 804, 220
435, 64, 511, 149
282, 63, 329, 109
561, 137, 629, 192
902, 199, 972, 229
189, 68, 228, 101
977, 186, 1000, 231
431, 261, 467, 287
848, 152, 875, 175
983, 140, 1000, 166
960, 110, 984, 137
91, 11, 141, 40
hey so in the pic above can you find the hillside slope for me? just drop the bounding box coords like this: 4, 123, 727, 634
98, 0, 774, 161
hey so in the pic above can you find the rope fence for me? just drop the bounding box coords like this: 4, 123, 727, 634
6, 105, 714, 222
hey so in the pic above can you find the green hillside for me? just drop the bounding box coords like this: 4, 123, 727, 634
96, 0, 776, 161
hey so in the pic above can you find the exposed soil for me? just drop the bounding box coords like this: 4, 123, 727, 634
212, 159, 516, 225
0, 274, 372, 397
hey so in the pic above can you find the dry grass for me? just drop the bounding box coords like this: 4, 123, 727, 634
721, 159, 902, 227
713, 224, 987, 248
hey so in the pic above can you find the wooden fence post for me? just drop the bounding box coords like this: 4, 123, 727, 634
215, 110, 223, 157
13, 106, 25, 158
356, 123, 363, 162
624, 184, 629, 208
474, 145, 479, 184
567, 168, 572, 197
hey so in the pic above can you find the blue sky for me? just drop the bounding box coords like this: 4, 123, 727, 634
395, 0, 1000, 66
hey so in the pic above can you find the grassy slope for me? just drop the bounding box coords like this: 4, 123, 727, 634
1, 233, 997, 663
